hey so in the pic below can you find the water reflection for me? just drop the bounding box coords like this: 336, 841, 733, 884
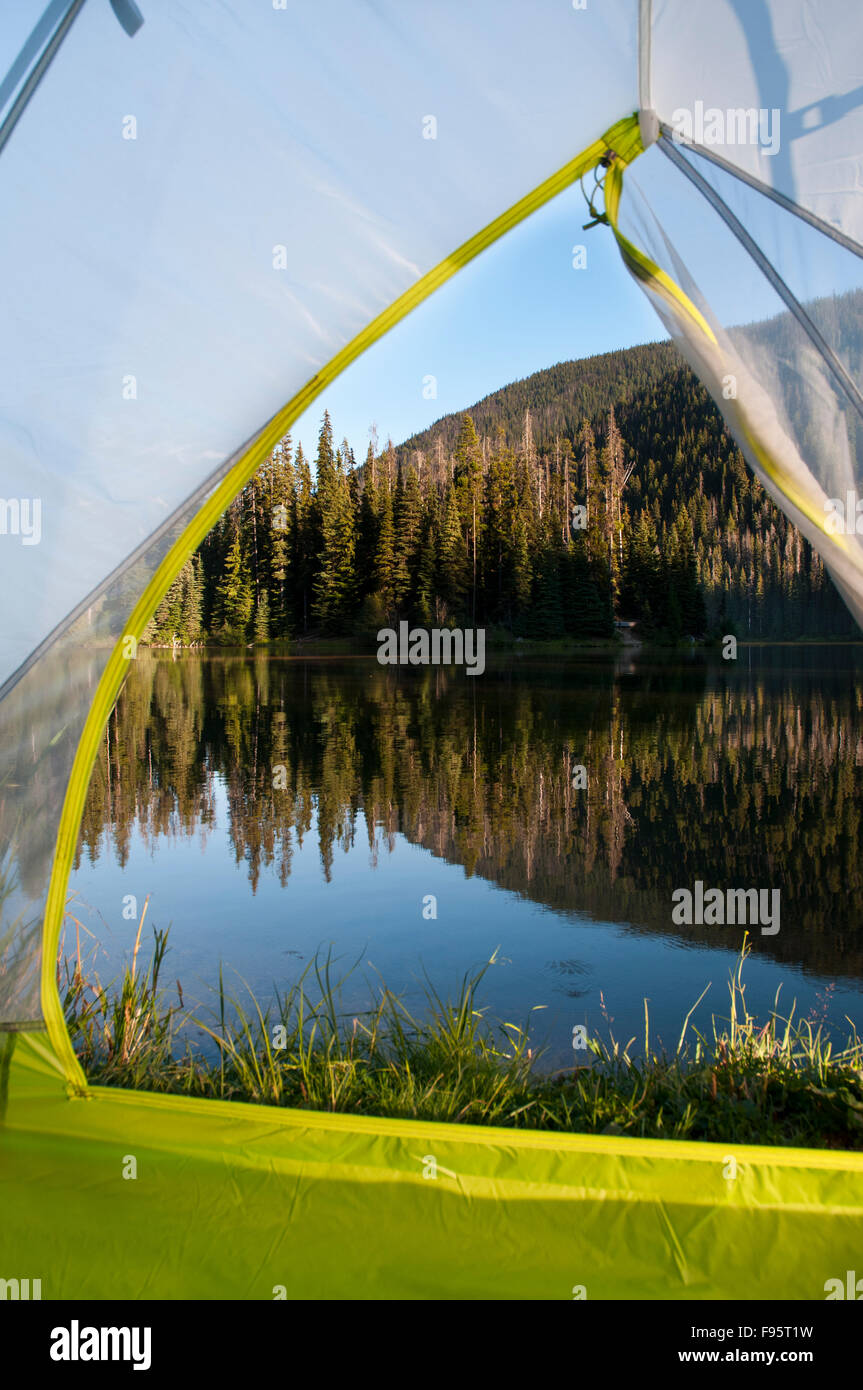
75, 647, 863, 990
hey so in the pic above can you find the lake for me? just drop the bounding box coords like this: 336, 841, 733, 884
68, 645, 863, 1069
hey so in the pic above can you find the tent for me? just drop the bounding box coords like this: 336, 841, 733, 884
2, 0, 863, 1300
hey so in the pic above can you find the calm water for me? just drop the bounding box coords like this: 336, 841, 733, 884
69, 646, 863, 1068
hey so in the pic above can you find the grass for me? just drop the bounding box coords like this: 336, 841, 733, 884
59, 918, 863, 1150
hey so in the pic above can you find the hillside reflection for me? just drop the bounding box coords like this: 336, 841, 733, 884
76, 648, 863, 982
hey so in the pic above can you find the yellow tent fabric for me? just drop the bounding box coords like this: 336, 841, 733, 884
5, 1031, 863, 1300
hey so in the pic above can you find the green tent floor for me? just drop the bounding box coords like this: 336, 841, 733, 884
2, 1032, 862, 1299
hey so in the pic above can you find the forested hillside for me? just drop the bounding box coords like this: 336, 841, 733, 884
143, 337, 858, 647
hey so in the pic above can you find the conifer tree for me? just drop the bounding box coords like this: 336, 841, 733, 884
216, 528, 254, 638
393, 464, 423, 612
439, 483, 469, 619
292, 442, 315, 632
254, 588, 270, 644
415, 509, 439, 626
267, 434, 294, 638
373, 477, 397, 613
454, 414, 483, 620
313, 439, 356, 631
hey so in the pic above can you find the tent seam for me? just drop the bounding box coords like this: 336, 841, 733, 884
638, 0, 652, 114
9, 1049, 863, 1169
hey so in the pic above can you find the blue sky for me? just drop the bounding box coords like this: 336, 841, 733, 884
291, 181, 668, 464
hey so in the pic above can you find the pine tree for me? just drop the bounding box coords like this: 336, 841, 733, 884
413, 541, 433, 625
601, 406, 626, 602
216, 528, 254, 638
393, 464, 423, 613
268, 434, 294, 638
181, 555, 204, 642
313, 440, 356, 631
439, 483, 469, 619
292, 443, 315, 632
454, 414, 483, 620
254, 587, 270, 643
373, 478, 397, 612
357, 441, 379, 600
532, 542, 565, 637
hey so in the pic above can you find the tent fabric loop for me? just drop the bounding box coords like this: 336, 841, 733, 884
579, 163, 612, 230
